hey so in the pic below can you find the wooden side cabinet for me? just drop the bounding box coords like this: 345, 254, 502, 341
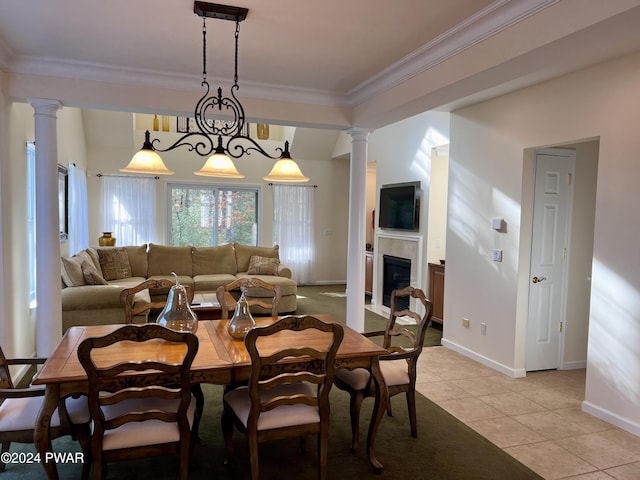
428, 263, 445, 324
365, 251, 374, 296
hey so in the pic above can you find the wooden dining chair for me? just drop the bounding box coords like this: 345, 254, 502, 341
77, 324, 199, 480
119, 278, 194, 324
0, 345, 91, 478
216, 277, 282, 319
221, 315, 344, 480
334, 286, 433, 452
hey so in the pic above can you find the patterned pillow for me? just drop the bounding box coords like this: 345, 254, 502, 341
81, 261, 108, 285
97, 247, 132, 281
247, 255, 280, 276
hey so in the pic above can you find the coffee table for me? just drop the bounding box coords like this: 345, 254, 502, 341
191, 291, 235, 320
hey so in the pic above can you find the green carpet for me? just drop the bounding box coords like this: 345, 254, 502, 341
3, 286, 542, 479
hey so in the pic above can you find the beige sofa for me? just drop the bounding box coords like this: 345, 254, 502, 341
60, 243, 297, 333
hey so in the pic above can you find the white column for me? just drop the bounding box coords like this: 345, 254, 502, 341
29, 98, 63, 356
345, 128, 372, 332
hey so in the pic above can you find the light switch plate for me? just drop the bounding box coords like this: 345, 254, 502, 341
492, 249, 503, 262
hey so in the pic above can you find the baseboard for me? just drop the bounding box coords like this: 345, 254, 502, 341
440, 338, 527, 378
582, 400, 640, 436
561, 360, 587, 370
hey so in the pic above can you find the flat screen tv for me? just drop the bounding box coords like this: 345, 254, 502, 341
378, 181, 420, 232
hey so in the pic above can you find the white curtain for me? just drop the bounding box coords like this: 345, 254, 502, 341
272, 185, 314, 284
102, 176, 155, 246
68, 164, 89, 254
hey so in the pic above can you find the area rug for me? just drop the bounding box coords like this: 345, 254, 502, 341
4, 384, 542, 479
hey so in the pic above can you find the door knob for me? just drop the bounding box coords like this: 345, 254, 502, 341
532, 276, 546, 283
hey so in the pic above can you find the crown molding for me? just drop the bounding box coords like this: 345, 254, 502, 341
347, 0, 560, 106
1, 0, 558, 110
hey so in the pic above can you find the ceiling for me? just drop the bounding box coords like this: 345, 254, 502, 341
2, 0, 640, 130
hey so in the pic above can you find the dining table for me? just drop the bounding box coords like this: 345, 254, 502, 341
32, 314, 389, 479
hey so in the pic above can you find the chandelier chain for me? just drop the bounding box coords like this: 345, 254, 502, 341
234, 20, 240, 86
202, 17, 207, 83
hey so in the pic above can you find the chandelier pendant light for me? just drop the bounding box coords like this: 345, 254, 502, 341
122, 1, 310, 183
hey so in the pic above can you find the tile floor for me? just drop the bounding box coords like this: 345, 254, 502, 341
415, 346, 640, 479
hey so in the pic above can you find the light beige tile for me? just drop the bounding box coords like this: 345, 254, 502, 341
504, 441, 597, 479
513, 410, 592, 439
556, 433, 640, 469
518, 384, 582, 410
451, 376, 514, 396
554, 407, 614, 434
561, 472, 616, 479
479, 391, 547, 416
435, 397, 504, 422
597, 428, 640, 456
467, 416, 546, 448
415, 380, 469, 402
604, 461, 640, 479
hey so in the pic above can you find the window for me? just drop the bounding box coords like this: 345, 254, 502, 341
27, 142, 36, 306
168, 184, 259, 247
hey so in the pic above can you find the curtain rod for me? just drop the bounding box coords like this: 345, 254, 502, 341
267, 183, 317, 188
95, 173, 160, 180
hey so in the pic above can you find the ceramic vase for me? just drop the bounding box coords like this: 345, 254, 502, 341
98, 232, 116, 246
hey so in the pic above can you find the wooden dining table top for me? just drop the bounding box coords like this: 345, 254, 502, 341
32, 314, 388, 387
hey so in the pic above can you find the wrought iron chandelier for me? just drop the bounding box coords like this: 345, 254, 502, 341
121, 1, 309, 182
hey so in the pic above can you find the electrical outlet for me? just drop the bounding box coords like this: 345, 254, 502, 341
480, 323, 487, 336
462, 318, 470, 328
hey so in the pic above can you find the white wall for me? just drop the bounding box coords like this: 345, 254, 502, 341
447, 51, 640, 434
368, 110, 450, 299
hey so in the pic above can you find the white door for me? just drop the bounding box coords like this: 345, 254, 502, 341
526, 149, 575, 371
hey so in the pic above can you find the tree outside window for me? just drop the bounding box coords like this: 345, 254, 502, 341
168, 184, 258, 247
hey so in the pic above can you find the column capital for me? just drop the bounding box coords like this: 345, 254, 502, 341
347, 127, 373, 143
28, 98, 62, 117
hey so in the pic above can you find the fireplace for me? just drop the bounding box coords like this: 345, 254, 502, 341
382, 255, 411, 310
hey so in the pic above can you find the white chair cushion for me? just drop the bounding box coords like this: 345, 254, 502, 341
380, 359, 410, 386
335, 359, 409, 389
335, 367, 370, 390
224, 383, 320, 431
100, 394, 196, 451
0, 394, 89, 432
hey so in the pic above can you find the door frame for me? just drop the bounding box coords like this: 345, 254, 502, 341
525, 148, 575, 371
517, 140, 598, 375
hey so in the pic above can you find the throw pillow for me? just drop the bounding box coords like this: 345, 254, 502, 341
81, 261, 108, 285
247, 255, 280, 276
60, 257, 85, 287
97, 247, 132, 281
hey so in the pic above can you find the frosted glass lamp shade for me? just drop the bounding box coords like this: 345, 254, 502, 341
263, 159, 309, 182
121, 130, 174, 175
194, 152, 245, 178
263, 140, 309, 182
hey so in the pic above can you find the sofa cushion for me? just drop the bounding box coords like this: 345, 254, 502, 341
97, 248, 132, 281
247, 255, 279, 276
61, 250, 97, 287
123, 244, 148, 277
192, 244, 237, 276
147, 244, 193, 276
192, 274, 238, 293
81, 261, 108, 285
235, 273, 297, 297
234, 244, 279, 273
